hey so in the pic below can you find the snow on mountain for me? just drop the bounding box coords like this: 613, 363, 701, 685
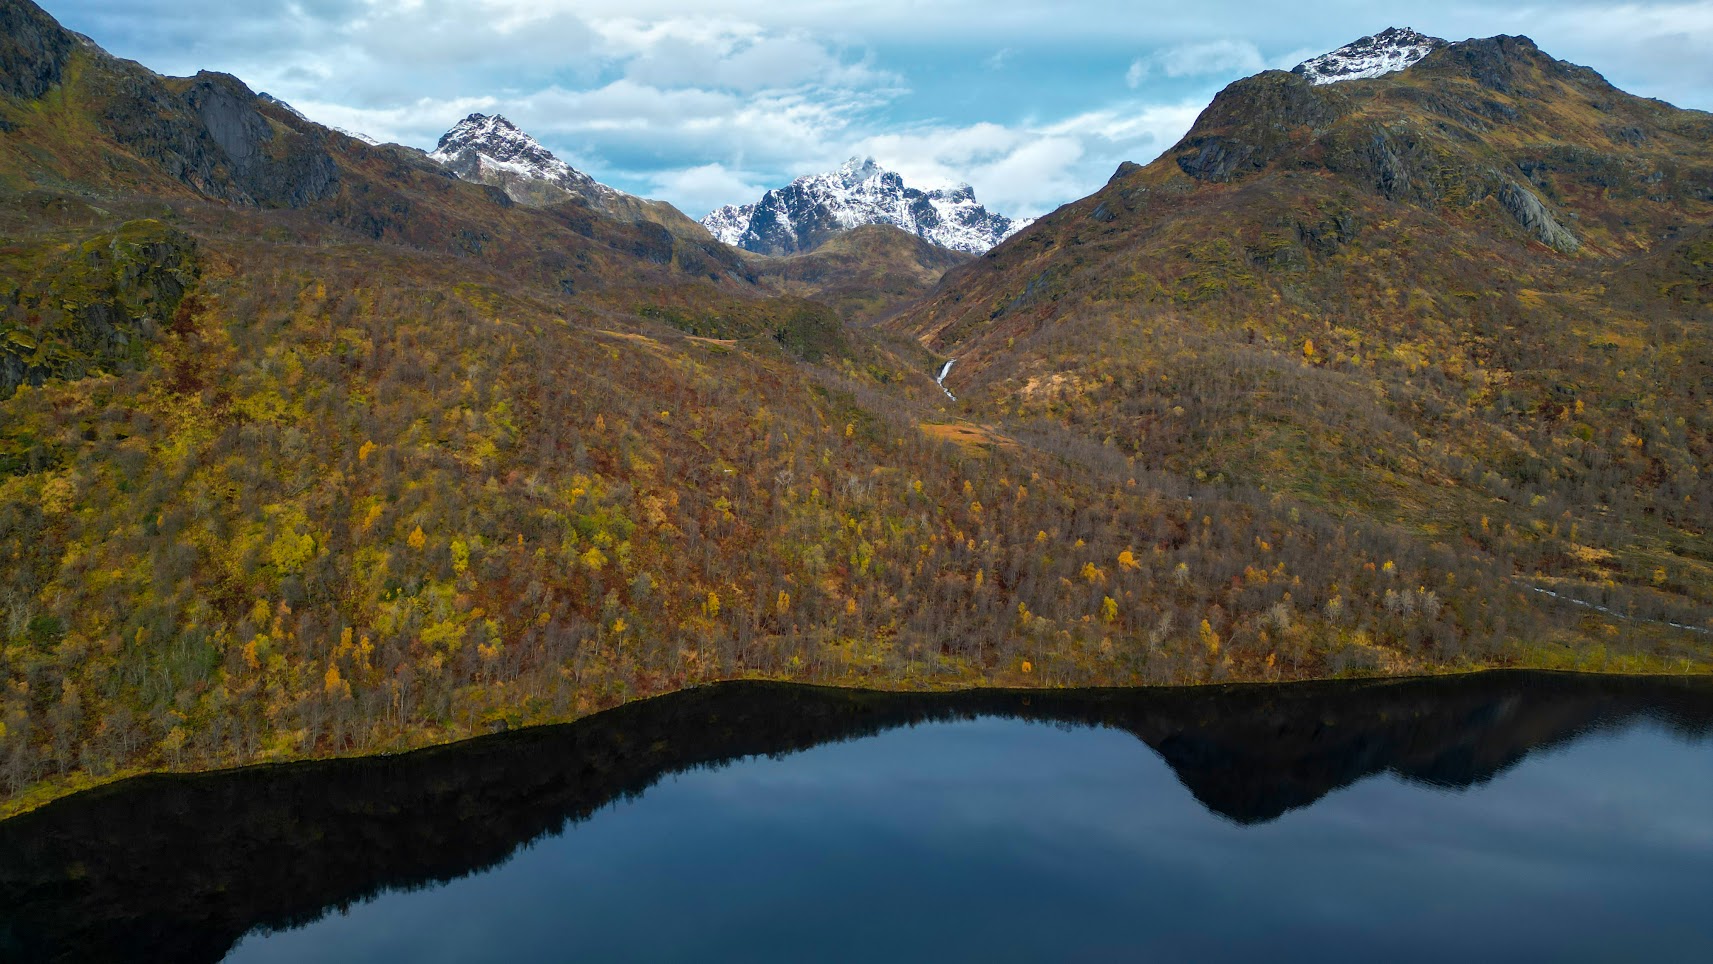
335, 127, 380, 146
258, 93, 381, 145
1292, 27, 1447, 85
703, 158, 1026, 256
429, 113, 621, 208
256, 92, 307, 121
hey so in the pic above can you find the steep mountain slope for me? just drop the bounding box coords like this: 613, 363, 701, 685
896, 33, 1713, 633
0, 0, 1706, 820
704, 157, 1026, 255
427, 113, 708, 239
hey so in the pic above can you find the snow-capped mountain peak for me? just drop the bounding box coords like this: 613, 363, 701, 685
430, 113, 602, 191
837, 156, 883, 184
703, 157, 1025, 256
1292, 27, 1447, 85
427, 112, 636, 212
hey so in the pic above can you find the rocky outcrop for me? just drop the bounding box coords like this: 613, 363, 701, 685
1173, 72, 1352, 183
1419, 35, 1542, 95
1, 220, 199, 398
101, 70, 339, 208
3, 2, 335, 206
0, 0, 73, 101
1499, 181, 1580, 252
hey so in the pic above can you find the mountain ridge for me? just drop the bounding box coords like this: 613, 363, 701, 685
704, 157, 1027, 256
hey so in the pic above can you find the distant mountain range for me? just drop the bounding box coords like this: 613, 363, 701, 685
703, 158, 1029, 256
421, 120, 1025, 256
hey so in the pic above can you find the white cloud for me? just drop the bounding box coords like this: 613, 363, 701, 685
842, 98, 1203, 219
970, 137, 1087, 212
1140, 39, 1268, 80
1043, 100, 1205, 146
618, 24, 898, 92
649, 163, 770, 215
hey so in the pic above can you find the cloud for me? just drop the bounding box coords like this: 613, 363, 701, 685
1131, 39, 1267, 82
971, 137, 1087, 212
618, 24, 898, 92
844, 99, 1203, 218
649, 163, 770, 214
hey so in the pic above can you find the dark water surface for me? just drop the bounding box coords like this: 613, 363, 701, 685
3, 672, 1712, 962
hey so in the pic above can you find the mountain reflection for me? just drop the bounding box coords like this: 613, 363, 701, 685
2, 671, 1710, 964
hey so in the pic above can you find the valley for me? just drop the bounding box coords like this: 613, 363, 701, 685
0, 0, 1709, 821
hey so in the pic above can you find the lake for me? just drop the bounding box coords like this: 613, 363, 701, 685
2, 672, 1711, 962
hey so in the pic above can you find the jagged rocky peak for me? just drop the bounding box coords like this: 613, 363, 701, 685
1293, 27, 1447, 85
429, 112, 618, 206
431, 113, 592, 186
703, 156, 1029, 256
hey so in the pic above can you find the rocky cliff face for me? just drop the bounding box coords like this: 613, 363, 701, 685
0, 0, 72, 102
704, 158, 1027, 256
0, 2, 340, 212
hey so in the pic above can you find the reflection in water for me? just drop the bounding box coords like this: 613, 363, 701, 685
1, 671, 1710, 962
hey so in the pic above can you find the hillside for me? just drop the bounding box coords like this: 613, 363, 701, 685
895, 33, 1713, 636
0, 0, 1708, 817
746, 223, 972, 326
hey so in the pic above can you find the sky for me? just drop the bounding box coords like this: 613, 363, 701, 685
40, 0, 1713, 220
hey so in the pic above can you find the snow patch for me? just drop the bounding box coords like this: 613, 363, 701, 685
257, 92, 308, 121
1292, 27, 1446, 85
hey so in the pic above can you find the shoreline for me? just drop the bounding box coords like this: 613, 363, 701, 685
6, 663, 1711, 823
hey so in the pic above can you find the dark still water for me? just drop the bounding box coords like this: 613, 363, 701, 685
3, 673, 1712, 963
